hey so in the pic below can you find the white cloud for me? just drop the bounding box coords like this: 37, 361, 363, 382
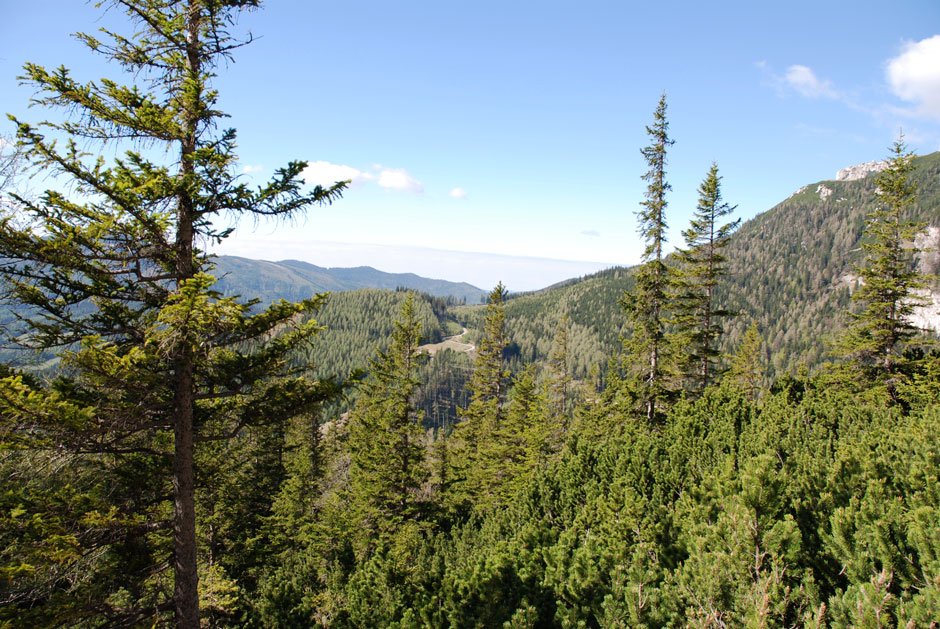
886, 35, 940, 120
241, 164, 264, 174
449, 187, 468, 199
299, 161, 424, 194
376, 167, 424, 194
302, 161, 370, 188
581, 229, 600, 238
784, 65, 839, 99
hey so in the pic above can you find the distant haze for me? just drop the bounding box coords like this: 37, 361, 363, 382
211, 238, 615, 292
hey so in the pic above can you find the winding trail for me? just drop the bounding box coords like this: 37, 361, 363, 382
418, 327, 475, 356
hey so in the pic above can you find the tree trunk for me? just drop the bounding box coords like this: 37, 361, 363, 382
174, 2, 201, 626
173, 358, 199, 628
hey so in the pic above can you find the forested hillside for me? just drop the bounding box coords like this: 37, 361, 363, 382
457, 267, 631, 378
298, 289, 473, 426
721, 151, 940, 372
473, 151, 940, 384
259, 379, 940, 627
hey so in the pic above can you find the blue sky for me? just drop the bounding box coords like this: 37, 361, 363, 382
2, 1, 939, 290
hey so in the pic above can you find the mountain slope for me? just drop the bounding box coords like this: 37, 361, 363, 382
457, 151, 940, 381
719, 149, 940, 371
211, 256, 487, 305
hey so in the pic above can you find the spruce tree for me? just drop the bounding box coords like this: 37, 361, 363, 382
837, 136, 929, 379
489, 365, 550, 502
675, 162, 740, 394
547, 313, 573, 423
346, 293, 429, 540
0, 2, 344, 625
622, 93, 677, 422
466, 282, 510, 418
726, 323, 766, 400
447, 282, 509, 511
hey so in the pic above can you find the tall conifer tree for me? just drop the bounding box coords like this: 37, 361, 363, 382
623, 93, 677, 422
675, 163, 740, 394
489, 365, 551, 502
448, 283, 509, 511
0, 2, 344, 624
547, 313, 573, 423
837, 136, 929, 379
347, 293, 429, 539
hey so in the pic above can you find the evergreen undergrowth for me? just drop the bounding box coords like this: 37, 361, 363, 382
248, 359, 940, 628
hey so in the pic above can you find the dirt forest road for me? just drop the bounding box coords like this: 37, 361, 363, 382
418, 327, 475, 356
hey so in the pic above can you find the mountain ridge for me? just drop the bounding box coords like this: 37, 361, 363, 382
210, 255, 487, 304
463, 150, 940, 382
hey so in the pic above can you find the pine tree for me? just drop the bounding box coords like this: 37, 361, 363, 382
675, 163, 740, 394
622, 93, 678, 423
0, 2, 345, 625
489, 365, 551, 501
547, 313, 573, 423
447, 283, 509, 512
726, 323, 766, 400
837, 136, 929, 379
466, 282, 510, 418
346, 293, 429, 540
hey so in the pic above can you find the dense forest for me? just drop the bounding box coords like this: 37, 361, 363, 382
1, 2, 939, 628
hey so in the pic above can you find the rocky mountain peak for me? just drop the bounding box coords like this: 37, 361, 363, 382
836, 160, 888, 181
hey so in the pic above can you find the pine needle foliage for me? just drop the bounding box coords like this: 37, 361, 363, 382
0, 2, 345, 624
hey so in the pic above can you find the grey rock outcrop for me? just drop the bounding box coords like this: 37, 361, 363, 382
836, 160, 888, 181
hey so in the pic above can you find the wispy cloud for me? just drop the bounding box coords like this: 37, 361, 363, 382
758, 60, 842, 101
783, 65, 839, 99
449, 187, 468, 199
581, 229, 601, 237
886, 35, 940, 120
759, 60, 880, 123
241, 164, 264, 174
